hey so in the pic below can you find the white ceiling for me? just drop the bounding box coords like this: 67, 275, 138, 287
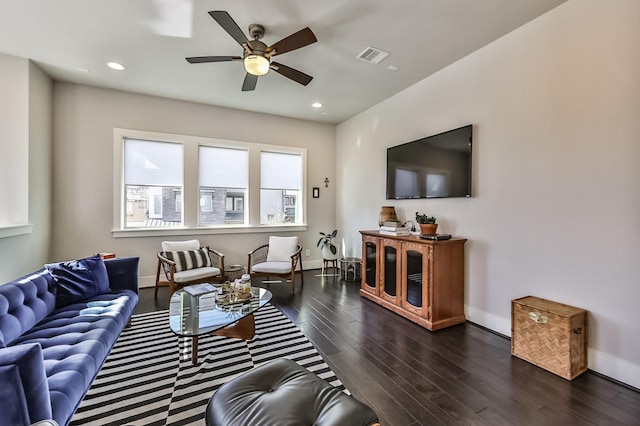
0, 0, 566, 124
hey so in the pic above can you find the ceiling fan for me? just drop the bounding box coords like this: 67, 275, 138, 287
186, 11, 317, 92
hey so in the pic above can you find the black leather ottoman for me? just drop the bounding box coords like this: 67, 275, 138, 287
205, 358, 379, 426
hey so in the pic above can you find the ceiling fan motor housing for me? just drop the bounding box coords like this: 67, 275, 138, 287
246, 39, 268, 57
248, 23, 265, 40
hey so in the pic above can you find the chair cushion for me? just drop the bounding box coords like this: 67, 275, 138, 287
251, 262, 292, 274
206, 358, 378, 426
173, 267, 221, 283
164, 248, 212, 272
266, 236, 298, 262
161, 239, 200, 252
45, 255, 110, 309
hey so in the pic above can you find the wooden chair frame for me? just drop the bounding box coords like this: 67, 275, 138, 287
247, 243, 304, 293
155, 247, 225, 298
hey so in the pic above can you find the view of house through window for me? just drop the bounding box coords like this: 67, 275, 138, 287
118, 131, 305, 230
124, 139, 183, 228
260, 151, 301, 224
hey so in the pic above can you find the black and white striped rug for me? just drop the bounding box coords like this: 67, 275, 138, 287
71, 304, 346, 426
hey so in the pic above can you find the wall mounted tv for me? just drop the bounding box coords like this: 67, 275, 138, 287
386, 124, 472, 199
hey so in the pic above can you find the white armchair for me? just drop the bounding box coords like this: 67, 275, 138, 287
155, 239, 224, 298
247, 236, 303, 293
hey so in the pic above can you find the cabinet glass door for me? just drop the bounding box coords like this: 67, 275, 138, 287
401, 243, 429, 317
380, 239, 400, 304
363, 240, 378, 294
384, 246, 397, 297
405, 249, 422, 307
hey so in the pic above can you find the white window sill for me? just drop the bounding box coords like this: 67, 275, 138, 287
0, 224, 33, 239
112, 224, 308, 238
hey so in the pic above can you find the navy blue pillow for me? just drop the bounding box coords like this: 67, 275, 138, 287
45, 254, 110, 309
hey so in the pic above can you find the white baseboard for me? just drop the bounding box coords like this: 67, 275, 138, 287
465, 305, 640, 390
139, 275, 156, 288
589, 349, 640, 390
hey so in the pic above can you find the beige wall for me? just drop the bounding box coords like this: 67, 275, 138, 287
51, 84, 336, 287
337, 0, 640, 387
0, 57, 52, 283
0, 54, 28, 228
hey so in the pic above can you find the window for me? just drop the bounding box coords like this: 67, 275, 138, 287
114, 129, 306, 235
226, 195, 244, 212
175, 193, 182, 213
260, 151, 302, 224
123, 139, 183, 227
200, 192, 213, 212
199, 146, 248, 225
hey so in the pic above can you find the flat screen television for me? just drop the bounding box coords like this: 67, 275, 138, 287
386, 124, 472, 199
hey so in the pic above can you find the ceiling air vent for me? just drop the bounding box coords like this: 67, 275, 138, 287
356, 46, 390, 64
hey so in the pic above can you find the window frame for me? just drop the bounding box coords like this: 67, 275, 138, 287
112, 128, 307, 238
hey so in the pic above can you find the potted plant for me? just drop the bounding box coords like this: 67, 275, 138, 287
415, 212, 438, 235
317, 229, 338, 260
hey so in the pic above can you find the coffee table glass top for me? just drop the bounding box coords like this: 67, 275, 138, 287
169, 285, 272, 337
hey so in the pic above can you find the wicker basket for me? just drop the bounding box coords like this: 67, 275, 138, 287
511, 296, 588, 380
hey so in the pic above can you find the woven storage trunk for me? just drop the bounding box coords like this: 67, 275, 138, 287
511, 296, 587, 380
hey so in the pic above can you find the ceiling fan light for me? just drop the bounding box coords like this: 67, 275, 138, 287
244, 55, 270, 76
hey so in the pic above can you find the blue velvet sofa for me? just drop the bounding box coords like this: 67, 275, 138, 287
0, 256, 139, 426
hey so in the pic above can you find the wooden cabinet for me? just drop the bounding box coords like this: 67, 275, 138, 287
360, 231, 467, 331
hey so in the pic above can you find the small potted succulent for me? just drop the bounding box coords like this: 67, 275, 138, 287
317, 229, 338, 260
415, 212, 438, 235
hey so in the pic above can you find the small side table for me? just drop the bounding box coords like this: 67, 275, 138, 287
340, 257, 361, 282
225, 265, 245, 281
322, 258, 338, 275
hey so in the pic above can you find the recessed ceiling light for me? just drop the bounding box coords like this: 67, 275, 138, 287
311, 102, 323, 108
75, 67, 91, 73
106, 62, 126, 71
387, 65, 399, 71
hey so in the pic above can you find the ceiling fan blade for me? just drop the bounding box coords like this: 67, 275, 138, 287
268, 27, 317, 56
186, 56, 241, 64
242, 73, 258, 91
209, 11, 249, 47
271, 62, 313, 86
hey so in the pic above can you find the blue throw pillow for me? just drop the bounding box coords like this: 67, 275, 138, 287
45, 254, 110, 309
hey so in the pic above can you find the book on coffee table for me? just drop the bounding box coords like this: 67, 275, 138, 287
184, 283, 217, 296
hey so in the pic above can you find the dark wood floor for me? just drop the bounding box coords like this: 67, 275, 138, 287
137, 271, 640, 426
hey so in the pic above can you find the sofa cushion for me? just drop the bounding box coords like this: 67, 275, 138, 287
0, 270, 57, 347
0, 343, 53, 424
45, 255, 110, 309
0, 364, 31, 425
13, 290, 138, 425
164, 248, 212, 272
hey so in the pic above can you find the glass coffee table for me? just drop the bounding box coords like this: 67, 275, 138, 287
169, 285, 272, 365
